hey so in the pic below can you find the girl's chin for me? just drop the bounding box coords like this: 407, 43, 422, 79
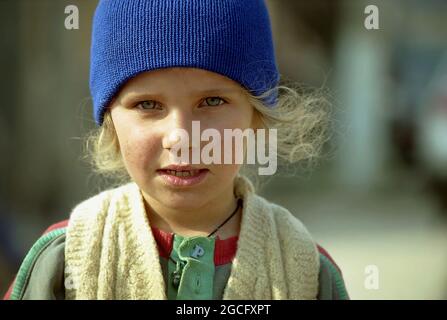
158, 194, 211, 211
142, 183, 210, 207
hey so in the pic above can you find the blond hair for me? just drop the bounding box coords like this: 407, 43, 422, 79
83, 81, 332, 190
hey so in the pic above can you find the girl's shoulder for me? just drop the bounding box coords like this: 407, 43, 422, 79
3, 221, 68, 300
251, 194, 350, 300
316, 245, 350, 300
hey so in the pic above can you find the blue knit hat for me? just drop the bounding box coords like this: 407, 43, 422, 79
90, 0, 279, 125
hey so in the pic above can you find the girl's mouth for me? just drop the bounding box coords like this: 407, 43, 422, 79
156, 168, 209, 187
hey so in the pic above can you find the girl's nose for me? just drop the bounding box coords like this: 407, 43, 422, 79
161, 109, 194, 150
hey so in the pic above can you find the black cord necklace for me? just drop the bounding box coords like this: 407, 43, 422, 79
171, 198, 242, 289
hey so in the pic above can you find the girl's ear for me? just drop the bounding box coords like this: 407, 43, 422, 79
251, 108, 263, 132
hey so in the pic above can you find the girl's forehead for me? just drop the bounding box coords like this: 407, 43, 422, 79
125, 67, 245, 92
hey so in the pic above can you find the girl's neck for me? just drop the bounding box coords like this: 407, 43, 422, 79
142, 187, 242, 240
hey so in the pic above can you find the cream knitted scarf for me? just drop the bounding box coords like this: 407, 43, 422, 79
65, 175, 320, 300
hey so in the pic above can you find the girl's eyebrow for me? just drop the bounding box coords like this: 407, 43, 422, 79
193, 88, 240, 95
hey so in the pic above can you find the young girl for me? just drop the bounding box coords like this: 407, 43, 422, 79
4, 0, 349, 300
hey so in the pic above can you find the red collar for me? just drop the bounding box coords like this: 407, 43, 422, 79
150, 226, 238, 266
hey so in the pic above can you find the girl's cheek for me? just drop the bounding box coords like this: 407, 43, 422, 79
121, 131, 161, 171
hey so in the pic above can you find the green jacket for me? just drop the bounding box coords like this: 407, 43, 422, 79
4, 221, 349, 300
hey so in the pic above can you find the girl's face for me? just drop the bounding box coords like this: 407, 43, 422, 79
110, 67, 255, 210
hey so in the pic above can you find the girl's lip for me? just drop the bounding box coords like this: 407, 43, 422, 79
159, 164, 204, 171
156, 169, 209, 187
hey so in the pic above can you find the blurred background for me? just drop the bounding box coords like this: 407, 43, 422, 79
0, 0, 446, 299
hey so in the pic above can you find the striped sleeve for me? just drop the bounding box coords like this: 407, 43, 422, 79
317, 245, 350, 300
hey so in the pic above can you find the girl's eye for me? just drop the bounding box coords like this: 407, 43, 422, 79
135, 100, 160, 110
133, 97, 225, 110
203, 97, 226, 107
